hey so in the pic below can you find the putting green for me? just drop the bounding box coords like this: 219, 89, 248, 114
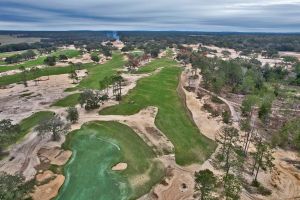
57, 121, 164, 200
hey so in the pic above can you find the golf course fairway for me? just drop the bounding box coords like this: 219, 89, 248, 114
56, 121, 164, 200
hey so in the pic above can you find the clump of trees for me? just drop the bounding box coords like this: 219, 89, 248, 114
4, 50, 36, 64
0, 119, 21, 153
78, 89, 108, 110
272, 118, 300, 151
66, 107, 79, 124
0, 172, 34, 200
195, 169, 217, 200
35, 115, 69, 141
198, 124, 275, 199
43, 56, 56, 66
58, 54, 68, 61
91, 54, 100, 62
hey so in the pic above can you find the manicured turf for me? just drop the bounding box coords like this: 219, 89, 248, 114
51, 93, 80, 107
0, 49, 80, 73
135, 58, 177, 74
100, 60, 216, 165
1, 111, 54, 149
77, 53, 125, 89
58, 121, 164, 200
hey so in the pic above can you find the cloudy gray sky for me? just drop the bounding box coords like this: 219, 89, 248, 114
0, 0, 300, 32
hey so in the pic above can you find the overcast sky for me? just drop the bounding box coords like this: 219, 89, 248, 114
0, 0, 300, 32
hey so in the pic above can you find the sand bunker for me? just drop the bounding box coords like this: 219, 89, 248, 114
38, 147, 72, 166
31, 172, 65, 200
112, 162, 128, 171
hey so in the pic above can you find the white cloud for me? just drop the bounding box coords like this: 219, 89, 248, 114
0, 0, 300, 31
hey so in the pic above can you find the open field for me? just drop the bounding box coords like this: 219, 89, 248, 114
0, 49, 80, 73
58, 121, 164, 200
100, 60, 216, 165
0, 35, 41, 45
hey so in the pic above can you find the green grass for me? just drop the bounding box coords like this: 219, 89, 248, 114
100, 60, 216, 165
0, 63, 96, 86
0, 50, 27, 59
51, 93, 80, 107
52, 49, 81, 58
77, 53, 125, 89
0, 49, 80, 73
1, 111, 54, 149
135, 58, 176, 74
61, 121, 164, 199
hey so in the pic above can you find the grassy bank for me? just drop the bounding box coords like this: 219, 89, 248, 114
61, 121, 164, 199
100, 60, 216, 165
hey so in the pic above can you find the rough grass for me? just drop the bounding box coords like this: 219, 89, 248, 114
77, 53, 125, 89
0, 49, 80, 73
100, 60, 216, 165
135, 58, 177, 74
1, 111, 54, 149
51, 93, 80, 107
62, 121, 164, 199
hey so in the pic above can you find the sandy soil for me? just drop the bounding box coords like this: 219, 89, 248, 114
279, 51, 300, 60
35, 170, 54, 183
112, 162, 128, 171
112, 40, 125, 49
202, 45, 240, 60
244, 149, 300, 200
0, 70, 86, 123
31, 172, 65, 200
38, 147, 72, 166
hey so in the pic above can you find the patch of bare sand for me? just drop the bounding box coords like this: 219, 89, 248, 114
243, 149, 300, 200
112, 162, 127, 171
0, 71, 86, 123
31, 173, 65, 200
35, 170, 54, 183
38, 147, 72, 166
180, 69, 222, 140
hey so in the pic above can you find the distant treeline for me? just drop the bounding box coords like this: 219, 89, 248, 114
119, 31, 300, 56
1, 31, 300, 55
